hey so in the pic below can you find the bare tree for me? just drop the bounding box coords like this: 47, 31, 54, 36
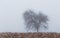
23, 10, 49, 32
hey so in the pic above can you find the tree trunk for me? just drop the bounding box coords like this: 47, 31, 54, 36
37, 28, 39, 38
37, 28, 39, 32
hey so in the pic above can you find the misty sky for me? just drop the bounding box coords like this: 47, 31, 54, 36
0, 0, 60, 32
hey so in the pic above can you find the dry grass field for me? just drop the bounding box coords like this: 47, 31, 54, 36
0, 32, 60, 38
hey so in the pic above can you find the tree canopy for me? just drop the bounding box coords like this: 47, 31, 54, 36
23, 10, 49, 32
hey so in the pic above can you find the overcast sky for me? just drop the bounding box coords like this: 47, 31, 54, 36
0, 0, 60, 32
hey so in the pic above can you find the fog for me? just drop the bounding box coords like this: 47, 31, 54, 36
0, 0, 60, 32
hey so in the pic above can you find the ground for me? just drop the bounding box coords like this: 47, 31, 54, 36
0, 32, 60, 38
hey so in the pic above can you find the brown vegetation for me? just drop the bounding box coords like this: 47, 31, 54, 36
0, 32, 60, 38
